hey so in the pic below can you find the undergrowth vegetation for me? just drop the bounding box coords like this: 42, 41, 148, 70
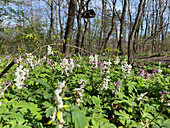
0, 47, 170, 128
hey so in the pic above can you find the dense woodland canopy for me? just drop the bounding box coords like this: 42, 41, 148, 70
0, 0, 169, 64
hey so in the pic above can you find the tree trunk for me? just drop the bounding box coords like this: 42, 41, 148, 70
58, 0, 63, 40
100, 0, 117, 52
117, 0, 127, 55
81, 19, 89, 53
49, 0, 54, 39
128, 0, 145, 64
63, 0, 77, 56
99, 0, 105, 49
75, 0, 83, 54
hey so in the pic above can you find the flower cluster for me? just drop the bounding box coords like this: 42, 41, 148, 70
101, 59, 112, 90
112, 81, 121, 94
139, 69, 149, 79
141, 119, 150, 128
98, 58, 102, 69
0, 86, 4, 98
103, 59, 112, 74
159, 90, 169, 103
4, 81, 11, 85
26, 53, 37, 69
101, 76, 110, 90
47, 45, 54, 56
152, 68, 157, 76
74, 80, 87, 106
16, 55, 23, 64
55, 81, 65, 109
6, 55, 10, 60
0, 86, 4, 106
157, 61, 162, 74
61, 58, 75, 76
14, 65, 29, 89
54, 81, 66, 127
121, 62, 132, 74
137, 92, 148, 101
114, 56, 120, 65
89, 55, 98, 68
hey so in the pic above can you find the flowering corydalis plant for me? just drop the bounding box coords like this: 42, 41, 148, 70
139, 69, 149, 79
25, 53, 37, 69
0, 86, 4, 98
5, 55, 10, 60
157, 61, 162, 74
122, 62, 132, 74
55, 81, 65, 109
47, 45, 54, 56
89, 54, 98, 69
14, 65, 29, 89
137, 92, 148, 101
0, 86, 4, 106
152, 68, 157, 76
60, 58, 75, 76
101, 76, 110, 90
114, 56, 120, 65
159, 90, 169, 103
101, 59, 112, 90
98, 58, 102, 69
54, 81, 66, 127
4, 81, 11, 85
16, 55, 23, 64
75, 80, 87, 106
112, 81, 121, 94
103, 59, 112, 74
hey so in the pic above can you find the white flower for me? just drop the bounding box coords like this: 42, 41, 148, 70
80, 79, 87, 88
61, 58, 75, 76
61, 58, 68, 67
158, 69, 162, 74
89, 55, 94, 63
58, 111, 66, 128
101, 78, 110, 90
55, 81, 65, 109
47, 45, 54, 55
89, 55, 99, 68
137, 92, 148, 101
57, 81, 65, 89
75, 88, 82, 91
76, 64, 81, 68
26, 53, 32, 58
122, 62, 132, 74
43, 56, 46, 60
75, 80, 87, 106
57, 97, 63, 109
0, 102, 3, 106
14, 65, 28, 89
0, 86, 4, 98
54, 62, 57, 66
76, 98, 83, 106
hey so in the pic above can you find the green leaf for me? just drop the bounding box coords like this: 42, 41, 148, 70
102, 123, 116, 128
43, 91, 52, 99
15, 112, 25, 125
71, 106, 88, 128
42, 101, 51, 108
161, 119, 170, 127
92, 96, 101, 109
33, 79, 52, 89
46, 106, 55, 118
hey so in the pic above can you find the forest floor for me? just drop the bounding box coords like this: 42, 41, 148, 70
135, 52, 170, 64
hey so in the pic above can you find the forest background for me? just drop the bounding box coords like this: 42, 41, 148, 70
0, 0, 169, 64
